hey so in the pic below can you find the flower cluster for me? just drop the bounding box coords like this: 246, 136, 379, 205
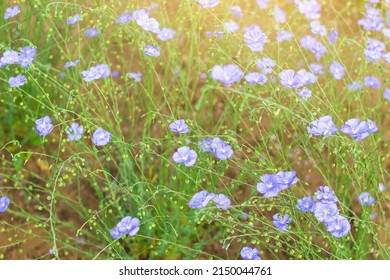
188, 190, 231, 211
81, 64, 110, 82
4, 6, 20, 19
297, 186, 351, 238
256, 171, 298, 198
198, 137, 234, 160
110, 216, 140, 239
1, 46, 37, 69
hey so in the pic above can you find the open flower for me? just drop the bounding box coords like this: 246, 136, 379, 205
172, 146, 197, 167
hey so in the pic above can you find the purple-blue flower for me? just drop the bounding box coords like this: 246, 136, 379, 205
272, 213, 292, 231
296, 196, 315, 212
310, 21, 327, 36
274, 6, 287, 23
341, 119, 371, 141
224, 21, 240, 34
329, 28, 338, 44
143, 45, 160, 57
301, 35, 327, 60
296, 69, 317, 85
297, 87, 312, 99
329, 62, 345, 80
0, 50, 19, 65
8, 75, 26, 88
365, 38, 385, 63
307, 115, 338, 137
35, 116, 54, 136
157, 28, 176, 41
256, 174, 284, 198
277, 30, 293, 42
188, 190, 215, 209
115, 10, 132, 24
213, 194, 231, 211
64, 58, 80, 68
66, 123, 84, 141
326, 215, 351, 238
4, 6, 20, 19
315, 186, 338, 204
358, 4, 383, 31
173, 146, 197, 167
358, 192, 375, 206
211, 64, 243, 87
256, 58, 276, 75
127, 72, 142, 82
0, 196, 10, 213
198, 138, 213, 152
210, 137, 234, 160
169, 119, 190, 133
230, 6, 243, 18
19, 46, 37, 68
196, 0, 219, 9
364, 76, 380, 88
85, 28, 99, 37
92, 127, 112, 146
82, 64, 110, 82
277, 171, 298, 190
309, 63, 324, 75
115, 216, 140, 237
244, 25, 267, 52
241, 247, 261, 260
245, 72, 267, 84
385, 88, 390, 102
67, 14, 81, 25
279, 69, 304, 88
256, 0, 269, 9
136, 16, 160, 33
295, 0, 321, 20
313, 202, 339, 223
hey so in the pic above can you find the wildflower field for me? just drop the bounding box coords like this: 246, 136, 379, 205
0, 0, 389, 260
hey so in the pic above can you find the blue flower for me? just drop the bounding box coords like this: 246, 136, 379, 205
210, 137, 234, 160
188, 190, 215, 209
198, 138, 213, 152
328, 28, 338, 44
127, 72, 142, 82
114, 216, 140, 238
143, 45, 160, 57
157, 28, 176, 41
277, 30, 293, 42
35, 116, 54, 136
341, 119, 371, 141
172, 146, 197, 167
64, 58, 80, 68
256, 58, 276, 75
136, 16, 160, 33
310, 21, 327, 36
4, 6, 20, 19
274, 5, 287, 23
279, 69, 304, 88
358, 5, 383, 31
329, 62, 345, 80
67, 14, 81, 25
256, 0, 269, 9
365, 38, 385, 63
0, 50, 19, 65
325, 215, 351, 238
82, 64, 110, 82
224, 21, 240, 34
309, 63, 324, 75
296, 0, 321, 19
196, 0, 219, 9
230, 6, 243, 18
301, 35, 327, 60
115, 10, 132, 24
19, 46, 37, 68
313, 202, 339, 223
110, 227, 122, 239
0, 196, 10, 213
213, 194, 231, 211
240, 247, 261, 260
211, 64, 244, 87
244, 25, 267, 52
385, 88, 390, 102
358, 192, 375, 206
364, 76, 380, 88
245, 72, 268, 84
169, 120, 190, 133
66, 123, 84, 141
307, 115, 338, 137
256, 174, 284, 198
296, 196, 315, 212
92, 127, 112, 146
315, 186, 338, 204
296, 69, 317, 85
85, 28, 99, 37
8, 75, 27, 88
277, 171, 298, 190
272, 213, 292, 231
297, 87, 312, 99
